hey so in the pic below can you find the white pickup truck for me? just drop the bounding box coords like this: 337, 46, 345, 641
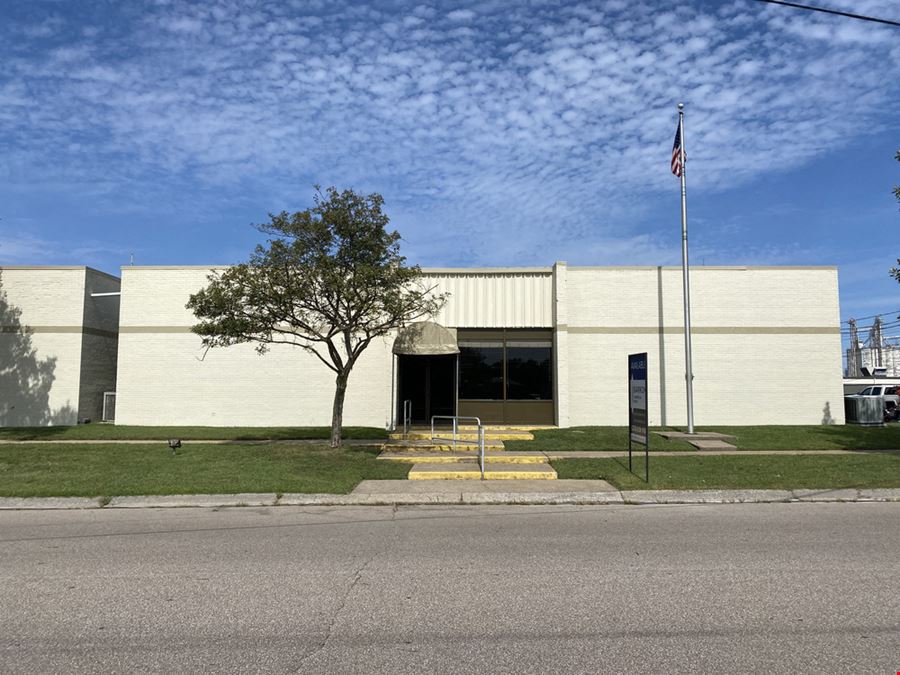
854, 384, 900, 404
852, 384, 900, 421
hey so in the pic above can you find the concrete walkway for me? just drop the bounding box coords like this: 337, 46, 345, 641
544, 448, 900, 457
0, 438, 382, 446
379, 448, 900, 460
2, 480, 899, 509
2, 439, 898, 456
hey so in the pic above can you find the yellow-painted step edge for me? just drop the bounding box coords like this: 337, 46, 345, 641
408, 469, 557, 480
390, 433, 534, 442
407, 463, 557, 480
380, 453, 548, 464
381, 444, 506, 452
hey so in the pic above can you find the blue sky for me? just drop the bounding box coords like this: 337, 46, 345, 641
1, 0, 898, 339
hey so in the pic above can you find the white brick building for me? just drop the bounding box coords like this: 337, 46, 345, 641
0, 266, 120, 426
114, 264, 844, 427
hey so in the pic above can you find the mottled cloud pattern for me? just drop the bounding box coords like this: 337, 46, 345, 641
1, 0, 898, 266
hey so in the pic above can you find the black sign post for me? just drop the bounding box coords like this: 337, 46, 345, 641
628, 353, 649, 482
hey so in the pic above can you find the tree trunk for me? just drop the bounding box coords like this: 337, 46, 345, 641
330, 372, 349, 448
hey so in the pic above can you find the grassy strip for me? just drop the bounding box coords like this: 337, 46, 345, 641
552, 454, 900, 490
0, 425, 387, 442
0, 443, 408, 497
506, 425, 900, 452
689, 425, 900, 451
505, 427, 696, 452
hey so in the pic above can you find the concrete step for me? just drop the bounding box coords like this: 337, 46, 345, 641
390, 431, 534, 442
379, 451, 549, 464
433, 425, 552, 432
408, 461, 557, 480
403, 425, 550, 430
381, 440, 505, 452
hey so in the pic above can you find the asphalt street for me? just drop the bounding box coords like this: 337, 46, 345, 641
1, 503, 898, 674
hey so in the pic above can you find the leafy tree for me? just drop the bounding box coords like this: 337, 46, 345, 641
187, 187, 446, 447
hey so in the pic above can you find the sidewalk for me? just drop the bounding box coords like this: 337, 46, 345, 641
2, 480, 899, 509
0, 438, 381, 446
4, 438, 897, 457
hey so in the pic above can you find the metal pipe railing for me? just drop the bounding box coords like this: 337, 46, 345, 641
403, 400, 412, 437
431, 415, 485, 479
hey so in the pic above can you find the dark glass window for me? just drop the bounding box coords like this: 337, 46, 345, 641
459, 345, 503, 399
506, 345, 552, 400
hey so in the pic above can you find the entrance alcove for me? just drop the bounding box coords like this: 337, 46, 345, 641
392, 321, 459, 424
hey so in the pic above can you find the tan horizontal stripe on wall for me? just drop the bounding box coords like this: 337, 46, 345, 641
0, 325, 118, 339
117, 325, 840, 336
119, 326, 195, 333
567, 326, 840, 335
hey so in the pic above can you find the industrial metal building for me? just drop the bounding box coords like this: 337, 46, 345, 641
0, 266, 120, 426
112, 263, 845, 428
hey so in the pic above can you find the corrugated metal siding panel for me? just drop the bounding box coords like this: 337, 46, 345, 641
424, 272, 553, 328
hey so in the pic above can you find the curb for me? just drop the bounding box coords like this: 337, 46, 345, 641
2, 489, 900, 510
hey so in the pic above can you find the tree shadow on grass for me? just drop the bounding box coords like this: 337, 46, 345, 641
0, 271, 75, 432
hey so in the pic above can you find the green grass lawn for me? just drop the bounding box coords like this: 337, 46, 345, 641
0, 425, 387, 442
505, 424, 900, 452
0, 443, 408, 497
504, 427, 696, 452
552, 453, 900, 490
690, 425, 900, 450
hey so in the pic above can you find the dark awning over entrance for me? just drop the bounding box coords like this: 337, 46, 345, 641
392, 321, 459, 356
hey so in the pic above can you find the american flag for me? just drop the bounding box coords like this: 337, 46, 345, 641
671, 124, 686, 177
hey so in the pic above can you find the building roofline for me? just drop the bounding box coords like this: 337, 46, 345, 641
421, 267, 553, 274
119, 264, 838, 272
121, 265, 226, 270
567, 265, 839, 271
119, 265, 556, 273
0, 265, 120, 280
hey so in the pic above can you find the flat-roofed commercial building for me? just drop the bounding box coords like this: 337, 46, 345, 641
114, 263, 844, 427
0, 266, 120, 426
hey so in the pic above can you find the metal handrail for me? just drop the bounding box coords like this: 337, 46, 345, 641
403, 400, 412, 437
431, 415, 485, 479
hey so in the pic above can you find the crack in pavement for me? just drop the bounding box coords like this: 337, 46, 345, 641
295, 504, 403, 670
294, 553, 377, 670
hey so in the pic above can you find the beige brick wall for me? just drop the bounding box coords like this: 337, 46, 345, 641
115, 268, 395, 427
114, 265, 844, 428
0, 268, 89, 425
563, 267, 844, 426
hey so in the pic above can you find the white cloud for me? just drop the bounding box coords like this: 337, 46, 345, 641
0, 230, 128, 267
446, 9, 475, 21
0, 0, 897, 267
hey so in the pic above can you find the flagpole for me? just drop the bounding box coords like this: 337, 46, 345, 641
678, 102, 695, 434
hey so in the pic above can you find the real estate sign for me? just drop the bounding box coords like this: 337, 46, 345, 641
628, 353, 648, 445
628, 352, 649, 481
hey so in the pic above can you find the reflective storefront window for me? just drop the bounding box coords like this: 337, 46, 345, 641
459, 343, 503, 399
506, 343, 552, 400
458, 338, 552, 400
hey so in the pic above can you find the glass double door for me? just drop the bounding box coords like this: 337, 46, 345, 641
397, 355, 456, 424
